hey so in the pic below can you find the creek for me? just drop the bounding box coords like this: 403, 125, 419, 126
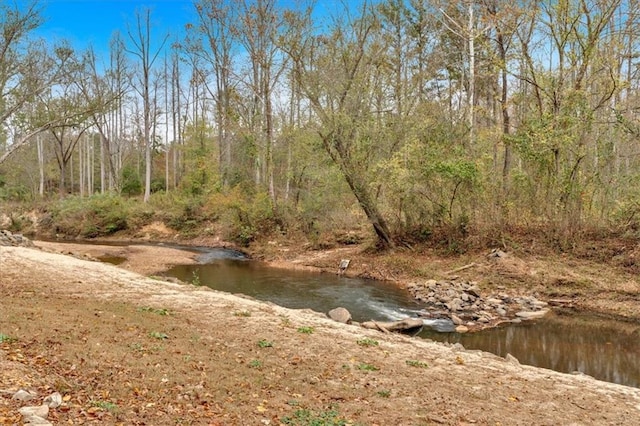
164, 248, 640, 389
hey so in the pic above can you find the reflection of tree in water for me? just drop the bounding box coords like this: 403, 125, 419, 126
425, 312, 640, 387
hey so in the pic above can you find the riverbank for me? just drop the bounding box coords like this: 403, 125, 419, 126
30, 231, 640, 328
2, 242, 640, 424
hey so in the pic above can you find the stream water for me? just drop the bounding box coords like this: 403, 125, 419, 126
164, 248, 640, 388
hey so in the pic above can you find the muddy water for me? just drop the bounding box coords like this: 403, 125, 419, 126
165, 250, 640, 388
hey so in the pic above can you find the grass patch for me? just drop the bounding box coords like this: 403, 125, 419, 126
357, 363, 379, 372
281, 404, 348, 425
0, 333, 17, 343
257, 339, 273, 348
191, 271, 202, 286
138, 306, 170, 316
297, 326, 314, 334
233, 310, 252, 317
149, 331, 169, 340
356, 337, 378, 347
405, 360, 429, 368
91, 400, 118, 413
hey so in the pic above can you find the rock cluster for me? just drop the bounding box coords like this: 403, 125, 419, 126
0, 229, 34, 247
11, 389, 62, 425
407, 279, 549, 332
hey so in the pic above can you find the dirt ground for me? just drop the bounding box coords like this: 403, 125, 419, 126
2, 239, 640, 425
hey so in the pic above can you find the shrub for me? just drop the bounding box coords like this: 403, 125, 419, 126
51, 194, 130, 238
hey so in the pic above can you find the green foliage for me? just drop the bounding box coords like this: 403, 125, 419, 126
0, 333, 17, 343
281, 405, 347, 426
148, 331, 169, 340
405, 360, 429, 368
370, 113, 479, 242
204, 187, 279, 246
137, 306, 170, 316
121, 166, 142, 196
257, 339, 273, 348
191, 270, 202, 286
51, 194, 130, 238
179, 128, 218, 196
0, 182, 30, 202
356, 363, 379, 371
356, 337, 378, 347
376, 390, 391, 398
297, 326, 314, 334
150, 177, 166, 193
91, 400, 118, 413
249, 359, 263, 368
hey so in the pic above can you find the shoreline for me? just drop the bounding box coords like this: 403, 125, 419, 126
2, 242, 640, 424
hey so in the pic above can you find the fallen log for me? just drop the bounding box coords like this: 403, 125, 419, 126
361, 318, 424, 333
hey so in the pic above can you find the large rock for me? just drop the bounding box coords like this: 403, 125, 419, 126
0, 230, 34, 247
327, 307, 352, 324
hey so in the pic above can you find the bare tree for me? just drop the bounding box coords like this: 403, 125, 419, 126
0, 2, 79, 164
126, 8, 168, 202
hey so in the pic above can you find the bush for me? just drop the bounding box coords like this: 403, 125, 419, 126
204, 187, 280, 246
51, 194, 130, 238
121, 166, 142, 196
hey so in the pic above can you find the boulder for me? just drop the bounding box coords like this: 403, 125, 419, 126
327, 307, 352, 324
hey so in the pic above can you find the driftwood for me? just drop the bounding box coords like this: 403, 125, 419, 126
361, 318, 424, 333
445, 262, 478, 275
548, 299, 575, 307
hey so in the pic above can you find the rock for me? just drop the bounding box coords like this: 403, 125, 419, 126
531, 300, 549, 309
24, 416, 52, 425
505, 353, 520, 365
455, 325, 469, 333
12, 389, 38, 401
361, 318, 424, 333
19, 405, 50, 424
516, 309, 549, 319
327, 307, 352, 324
450, 313, 464, 325
452, 343, 466, 351
488, 249, 508, 258
407, 275, 550, 331
0, 229, 34, 247
465, 286, 481, 298
43, 392, 62, 408
445, 298, 463, 311
425, 279, 437, 289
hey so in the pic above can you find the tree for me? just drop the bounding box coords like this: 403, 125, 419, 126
0, 2, 77, 164
236, 0, 288, 201
126, 8, 168, 202
35, 46, 97, 195
285, 3, 396, 247
77, 44, 128, 193
191, 0, 237, 188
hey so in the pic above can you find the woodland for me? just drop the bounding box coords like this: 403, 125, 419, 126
1, 0, 640, 249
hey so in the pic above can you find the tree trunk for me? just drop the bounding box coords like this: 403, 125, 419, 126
344, 171, 394, 248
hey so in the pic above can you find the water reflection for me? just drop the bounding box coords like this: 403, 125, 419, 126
420, 312, 640, 387
166, 259, 424, 323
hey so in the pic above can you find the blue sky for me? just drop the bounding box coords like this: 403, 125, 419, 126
35, 0, 349, 57
38, 0, 195, 53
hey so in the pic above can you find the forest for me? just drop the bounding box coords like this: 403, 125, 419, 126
1, 0, 639, 249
